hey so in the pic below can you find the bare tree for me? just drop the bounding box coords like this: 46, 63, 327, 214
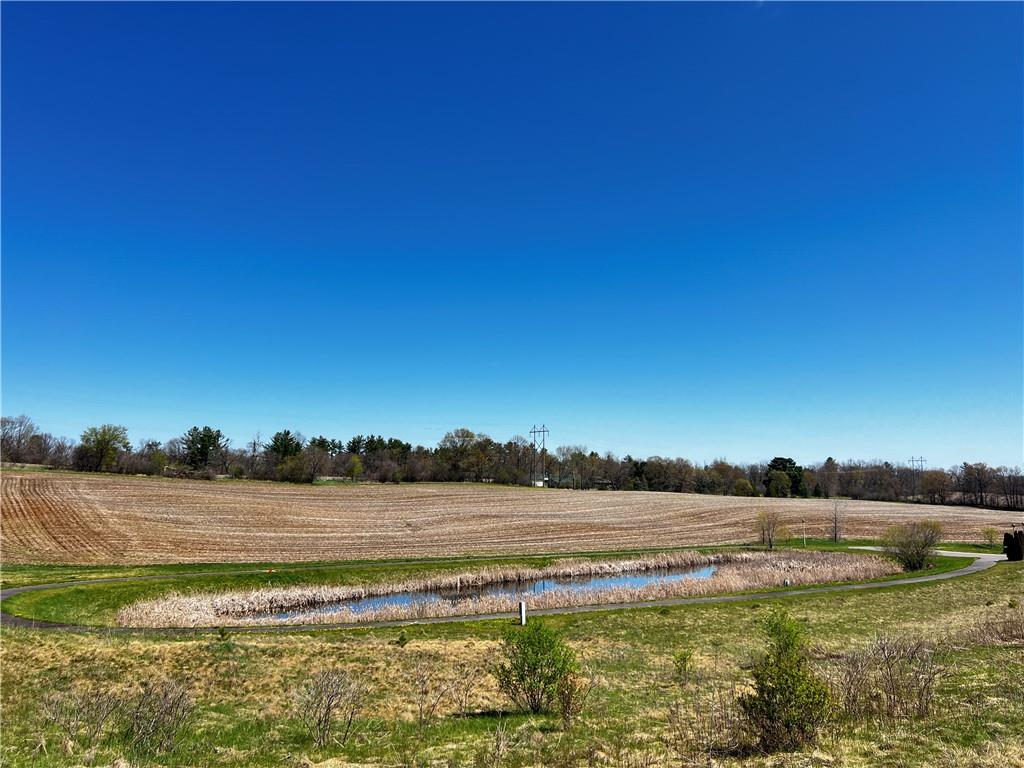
830, 499, 847, 543
1, 414, 38, 462
756, 510, 785, 550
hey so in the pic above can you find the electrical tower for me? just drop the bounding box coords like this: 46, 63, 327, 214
529, 424, 549, 486
908, 456, 927, 498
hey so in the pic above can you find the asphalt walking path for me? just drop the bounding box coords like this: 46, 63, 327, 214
0, 549, 1008, 635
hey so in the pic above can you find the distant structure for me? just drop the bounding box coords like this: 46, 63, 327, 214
908, 456, 927, 498
529, 424, 549, 487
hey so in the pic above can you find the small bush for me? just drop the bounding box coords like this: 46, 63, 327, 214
665, 687, 747, 762
292, 668, 366, 747
41, 686, 120, 756
968, 605, 1024, 645
739, 609, 831, 752
556, 671, 593, 730
493, 620, 577, 714
120, 680, 193, 756
672, 648, 696, 686
452, 659, 487, 716
827, 635, 944, 722
883, 520, 943, 571
410, 652, 456, 728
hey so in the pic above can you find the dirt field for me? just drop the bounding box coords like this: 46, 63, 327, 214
0, 470, 1012, 565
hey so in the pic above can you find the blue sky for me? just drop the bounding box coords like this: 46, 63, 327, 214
2, 2, 1021, 468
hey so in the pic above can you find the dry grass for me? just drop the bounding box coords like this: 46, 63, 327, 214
117, 550, 899, 627
964, 604, 1024, 645
0, 471, 1008, 565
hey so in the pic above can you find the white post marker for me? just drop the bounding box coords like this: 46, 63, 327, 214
519, 600, 527, 626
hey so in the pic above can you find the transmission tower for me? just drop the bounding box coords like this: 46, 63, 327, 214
529, 424, 549, 486
908, 456, 927, 498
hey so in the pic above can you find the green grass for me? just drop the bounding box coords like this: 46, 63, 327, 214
1, 543, 725, 588
1, 561, 1020, 768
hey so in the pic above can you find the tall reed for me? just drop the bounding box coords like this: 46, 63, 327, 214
118, 550, 898, 628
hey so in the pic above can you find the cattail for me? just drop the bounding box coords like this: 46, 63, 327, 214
117, 550, 897, 628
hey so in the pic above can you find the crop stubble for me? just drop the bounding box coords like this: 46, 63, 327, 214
0, 471, 1009, 565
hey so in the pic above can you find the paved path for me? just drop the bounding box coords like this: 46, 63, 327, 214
0, 550, 1008, 635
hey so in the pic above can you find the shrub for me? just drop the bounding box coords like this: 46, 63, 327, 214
665, 687, 747, 762
827, 635, 943, 721
41, 687, 120, 756
739, 609, 831, 752
556, 671, 593, 730
120, 679, 193, 756
883, 521, 943, 571
981, 527, 1000, 549
671, 648, 695, 686
452, 659, 486, 716
968, 605, 1024, 645
410, 652, 456, 728
292, 668, 366, 747
493, 620, 577, 714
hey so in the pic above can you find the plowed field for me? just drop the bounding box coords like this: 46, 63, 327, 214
0, 471, 1010, 564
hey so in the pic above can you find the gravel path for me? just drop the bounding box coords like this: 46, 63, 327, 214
0, 550, 1007, 635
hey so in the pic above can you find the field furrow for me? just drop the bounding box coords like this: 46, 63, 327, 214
0, 470, 1012, 565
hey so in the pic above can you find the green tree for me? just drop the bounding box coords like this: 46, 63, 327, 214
268, 430, 304, 461
278, 453, 314, 483
346, 454, 363, 481
493, 620, 577, 714
766, 457, 807, 497
77, 424, 130, 472
740, 609, 831, 752
766, 470, 792, 498
732, 478, 756, 497
181, 426, 226, 470
308, 435, 344, 456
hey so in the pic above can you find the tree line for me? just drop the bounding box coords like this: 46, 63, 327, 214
2, 414, 1021, 510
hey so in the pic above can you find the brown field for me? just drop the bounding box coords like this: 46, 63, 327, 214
0, 470, 1012, 565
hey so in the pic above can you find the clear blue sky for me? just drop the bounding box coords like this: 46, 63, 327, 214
2, 2, 1021, 468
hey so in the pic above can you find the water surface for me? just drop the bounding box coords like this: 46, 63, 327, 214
271, 565, 716, 620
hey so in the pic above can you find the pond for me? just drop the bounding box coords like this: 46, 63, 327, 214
271, 564, 717, 620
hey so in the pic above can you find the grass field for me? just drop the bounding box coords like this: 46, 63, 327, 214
1, 555, 1020, 767
1, 470, 1011, 564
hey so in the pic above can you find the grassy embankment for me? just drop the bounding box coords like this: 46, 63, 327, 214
0, 557, 1019, 767
1, 543, 971, 627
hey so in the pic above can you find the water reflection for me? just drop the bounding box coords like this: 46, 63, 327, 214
272, 565, 716, 619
